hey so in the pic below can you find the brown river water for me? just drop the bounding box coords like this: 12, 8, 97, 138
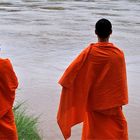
0, 0, 140, 139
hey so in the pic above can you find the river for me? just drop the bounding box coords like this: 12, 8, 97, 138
0, 0, 140, 139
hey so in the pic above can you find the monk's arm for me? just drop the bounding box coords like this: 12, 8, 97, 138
0, 59, 18, 118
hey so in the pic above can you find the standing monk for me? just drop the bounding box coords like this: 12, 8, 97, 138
0, 58, 18, 140
57, 18, 128, 140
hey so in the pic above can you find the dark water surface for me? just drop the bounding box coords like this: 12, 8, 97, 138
0, 0, 140, 139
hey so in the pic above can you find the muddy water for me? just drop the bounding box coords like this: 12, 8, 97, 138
0, 0, 140, 139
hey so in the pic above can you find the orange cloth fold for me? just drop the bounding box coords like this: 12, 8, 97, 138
57, 42, 128, 139
0, 58, 18, 140
82, 107, 128, 140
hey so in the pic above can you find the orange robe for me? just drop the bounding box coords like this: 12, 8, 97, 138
0, 59, 18, 140
57, 42, 128, 140
82, 107, 128, 140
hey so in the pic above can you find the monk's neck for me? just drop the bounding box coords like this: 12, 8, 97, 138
98, 37, 109, 43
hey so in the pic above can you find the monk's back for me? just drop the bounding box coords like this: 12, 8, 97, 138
87, 43, 128, 110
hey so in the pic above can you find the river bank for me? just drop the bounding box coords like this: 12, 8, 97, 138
0, 0, 140, 139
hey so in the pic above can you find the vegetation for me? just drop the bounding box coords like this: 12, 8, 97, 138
13, 103, 42, 140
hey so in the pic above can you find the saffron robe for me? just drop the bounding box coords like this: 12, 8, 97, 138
82, 107, 128, 140
0, 59, 18, 140
57, 42, 128, 139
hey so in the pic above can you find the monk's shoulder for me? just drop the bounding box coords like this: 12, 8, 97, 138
83, 43, 94, 51
112, 45, 125, 58
0, 58, 12, 70
113, 44, 124, 53
87, 43, 102, 56
107, 45, 125, 65
0, 58, 11, 64
78, 43, 95, 57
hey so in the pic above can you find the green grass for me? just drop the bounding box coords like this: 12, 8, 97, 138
13, 103, 42, 140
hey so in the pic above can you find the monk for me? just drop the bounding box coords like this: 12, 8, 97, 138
57, 18, 128, 140
0, 58, 18, 140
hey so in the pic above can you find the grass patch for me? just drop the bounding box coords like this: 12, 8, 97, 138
13, 103, 42, 140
